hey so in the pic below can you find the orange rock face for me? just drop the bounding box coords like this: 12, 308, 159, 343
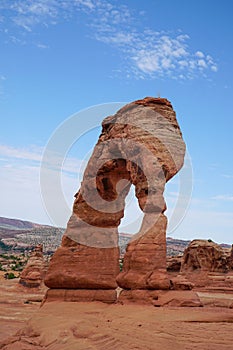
45, 97, 186, 302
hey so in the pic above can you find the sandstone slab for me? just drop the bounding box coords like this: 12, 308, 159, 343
44, 289, 117, 303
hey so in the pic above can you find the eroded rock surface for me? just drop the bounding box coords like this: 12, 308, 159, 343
19, 245, 47, 288
45, 97, 186, 302
178, 240, 233, 290
182, 240, 232, 273
167, 255, 182, 272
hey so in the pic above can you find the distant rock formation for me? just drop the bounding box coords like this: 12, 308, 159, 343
181, 239, 232, 273
19, 244, 47, 288
228, 245, 233, 269
45, 97, 186, 303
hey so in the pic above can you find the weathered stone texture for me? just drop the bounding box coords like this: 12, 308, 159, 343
45, 97, 186, 301
45, 236, 119, 289
116, 213, 170, 290
19, 245, 47, 288
181, 240, 232, 273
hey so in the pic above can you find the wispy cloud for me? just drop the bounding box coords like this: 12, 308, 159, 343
212, 194, 233, 202
37, 43, 49, 49
222, 174, 233, 179
0, 143, 85, 225
0, 154, 79, 226
0, 143, 86, 176
0, 0, 218, 80
84, 2, 218, 79
0, 144, 43, 162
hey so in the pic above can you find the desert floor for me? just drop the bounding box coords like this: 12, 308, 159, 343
0, 278, 233, 350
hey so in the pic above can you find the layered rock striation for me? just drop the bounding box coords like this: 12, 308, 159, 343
45, 97, 186, 303
181, 240, 232, 273
173, 240, 233, 290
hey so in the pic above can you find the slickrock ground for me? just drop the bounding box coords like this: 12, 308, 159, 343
1, 277, 233, 350
0, 275, 46, 345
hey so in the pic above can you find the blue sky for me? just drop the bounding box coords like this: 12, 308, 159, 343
0, 0, 232, 244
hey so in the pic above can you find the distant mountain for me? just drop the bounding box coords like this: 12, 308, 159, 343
0, 217, 231, 256
0, 217, 63, 254
0, 216, 47, 231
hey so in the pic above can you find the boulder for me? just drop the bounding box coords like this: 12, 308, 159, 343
170, 274, 194, 290
181, 240, 230, 273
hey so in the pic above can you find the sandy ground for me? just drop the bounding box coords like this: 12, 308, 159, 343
0, 278, 233, 350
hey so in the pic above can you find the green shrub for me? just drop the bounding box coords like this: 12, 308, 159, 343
5, 272, 16, 279
119, 259, 124, 271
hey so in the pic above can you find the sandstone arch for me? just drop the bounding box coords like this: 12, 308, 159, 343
44, 97, 186, 303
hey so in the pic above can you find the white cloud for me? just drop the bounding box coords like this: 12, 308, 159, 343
0, 1, 218, 80
212, 194, 233, 202
134, 53, 160, 74
0, 143, 85, 226
0, 144, 86, 175
37, 43, 49, 49
195, 51, 205, 58
211, 65, 218, 72
75, 0, 95, 10
198, 59, 207, 69
178, 60, 188, 67
86, 4, 218, 79
222, 174, 233, 179
0, 159, 78, 226
96, 32, 135, 45
0, 144, 42, 162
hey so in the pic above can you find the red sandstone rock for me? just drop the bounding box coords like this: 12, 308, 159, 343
45, 237, 119, 289
116, 98, 185, 291
117, 213, 171, 290
19, 245, 47, 288
118, 289, 202, 307
153, 290, 202, 307
45, 97, 185, 302
228, 245, 233, 268
44, 289, 117, 304
171, 275, 194, 290
181, 240, 231, 273
167, 255, 182, 272
118, 289, 159, 305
